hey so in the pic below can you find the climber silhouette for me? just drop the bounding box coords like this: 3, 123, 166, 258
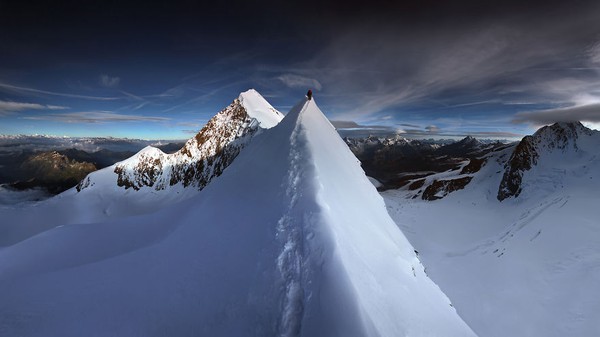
307, 89, 313, 100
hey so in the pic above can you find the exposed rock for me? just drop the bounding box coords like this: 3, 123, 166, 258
422, 177, 473, 201
408, 179, 426, 191
460, 157, 487, 174
497, 136, 537, 200
17, 151, 96, 193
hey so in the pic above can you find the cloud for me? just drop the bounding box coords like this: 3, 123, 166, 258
512, 103, 600, 125
335, 119, 522, 140
0, 100, 69, 115
23, 111, 169, 124
277, 3, 600, 121
177, 121, 203, 128
0, 81, 122, 100
398, 123, 421, 128
425, 125, 440, 133
277, 74, 322, 91
332, 120, 403, 138
330, 120, 360, 128
99, 75, 121, 88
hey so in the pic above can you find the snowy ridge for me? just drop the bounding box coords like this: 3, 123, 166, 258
0, 96, 475, 336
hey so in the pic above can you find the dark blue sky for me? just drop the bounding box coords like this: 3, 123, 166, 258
2, 0, 600, 140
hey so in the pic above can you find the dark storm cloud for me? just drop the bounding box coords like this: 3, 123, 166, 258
512, 103, 600, 125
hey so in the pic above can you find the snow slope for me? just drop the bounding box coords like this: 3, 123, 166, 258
383, 123, 600, 337
0, 89, 283, 246
0, 97, 475, 336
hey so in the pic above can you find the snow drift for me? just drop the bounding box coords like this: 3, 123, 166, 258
0, 96, 475, 336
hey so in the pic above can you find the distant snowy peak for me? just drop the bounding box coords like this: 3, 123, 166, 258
530, 121, 593, 151
498, 122, 597, 200
436, 136, 484, 157
78, 89, 283, 192
458, 135, 481, 147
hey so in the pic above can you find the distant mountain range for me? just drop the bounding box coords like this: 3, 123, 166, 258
0, 142, 184, 194
344, 134, 511, 191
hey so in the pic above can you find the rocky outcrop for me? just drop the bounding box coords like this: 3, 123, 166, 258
18, 151, 97, 193
422, 177, 473, 201
497, 136, 538, 200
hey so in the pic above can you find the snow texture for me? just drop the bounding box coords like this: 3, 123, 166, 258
383, 123, 600, 337
0, 97, 475, 336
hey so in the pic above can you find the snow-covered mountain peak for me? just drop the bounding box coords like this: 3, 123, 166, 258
238, 88, 285, 128
459, 135, 480, 146
78, 90, 284, 193
530, 121, 592, 151
498, 121, 599, 200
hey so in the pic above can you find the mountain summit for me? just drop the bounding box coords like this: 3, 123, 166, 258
0, 95, 475, 336
498, 121, 598, 200
78, 89, 283, 192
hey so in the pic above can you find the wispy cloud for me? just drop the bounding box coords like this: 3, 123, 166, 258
425, 125, 440, 133
330, 120, 361, 128
0, 81, 123, 100
177, 121, 203, 128
277, 74, 322, 91
512, 103, 600, 126
99, 74, 120, 88
162, 80, 248, 112
336, 119, 522, 139
23, 111, 169, 124
278, 4, 600, 121
0, 100, 69, 115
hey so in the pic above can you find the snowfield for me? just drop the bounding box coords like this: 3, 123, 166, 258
383, 123, 600, 337
0, 96, 475, 336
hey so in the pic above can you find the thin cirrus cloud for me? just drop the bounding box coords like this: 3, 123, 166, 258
512, 103, 600, 126
277, 74, 322, 91
333, 119, 522, 139
23, 111, 170, 124
0, 81, 123, 101
99, 75, 121, 88
288, 3, 600, 122
0, 100, 69, 116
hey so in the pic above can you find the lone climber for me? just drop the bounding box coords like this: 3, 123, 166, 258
307, 89, 313, 100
